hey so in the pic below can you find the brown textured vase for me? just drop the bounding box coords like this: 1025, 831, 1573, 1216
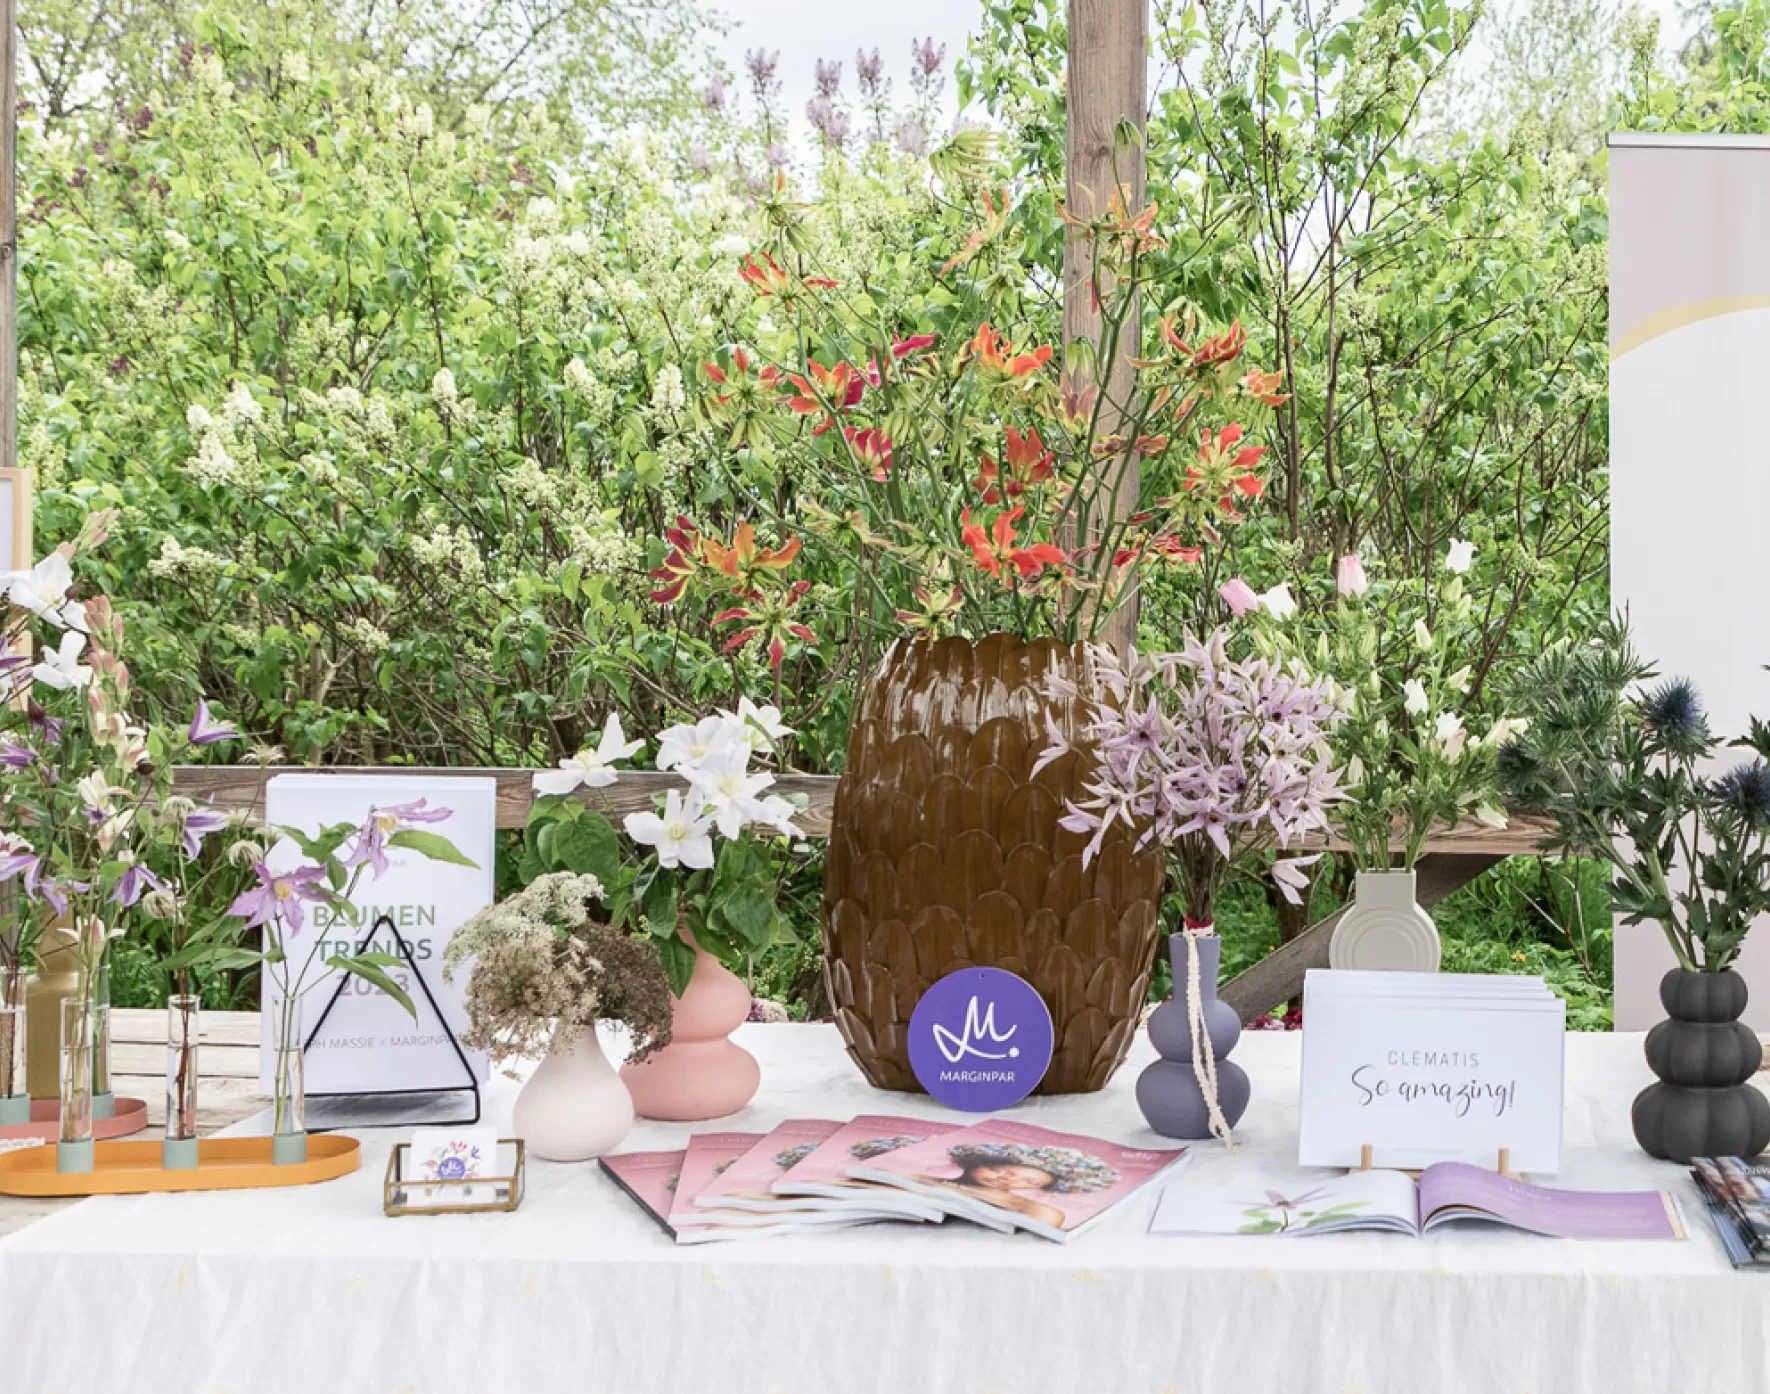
821, 633, 1166, 1094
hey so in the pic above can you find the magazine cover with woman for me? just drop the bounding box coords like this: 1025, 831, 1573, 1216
848, 1119, 1190, 1242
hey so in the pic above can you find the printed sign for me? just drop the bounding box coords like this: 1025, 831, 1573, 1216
1297, 970, 1567, 1173
907, 967, 1053, 1111
257, 775, 495, 1096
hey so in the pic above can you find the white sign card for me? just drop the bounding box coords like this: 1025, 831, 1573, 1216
257, 775, 495, 1095
1298, 970, 1566, 1173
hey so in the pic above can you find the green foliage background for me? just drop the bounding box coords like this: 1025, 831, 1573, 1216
20, 0, 1768, 1021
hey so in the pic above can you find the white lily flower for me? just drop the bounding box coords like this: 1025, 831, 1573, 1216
624, 789, 715, 870
1445, 538, 1476, 574
532, 713, 644, 795
32, 630, 91, 690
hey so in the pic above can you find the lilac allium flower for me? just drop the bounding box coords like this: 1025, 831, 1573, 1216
764, 142, 791, 169
814, 58, 843, 98
807, 99, 851, 150
911, 36, 945, 77
1043, 632, 1345, 913
688, 142, 715, 175
229, 863, 328, 935
344, 798, 454, 878
703, 75, 727, 113
188, 698, 239, 746
180, 804, 230, 858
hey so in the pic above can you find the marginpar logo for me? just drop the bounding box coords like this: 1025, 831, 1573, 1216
932, 996, 1022, 1065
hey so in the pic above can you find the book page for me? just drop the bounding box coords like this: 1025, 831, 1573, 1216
1418, 1162, 1683, 1239
1149, 1170, 1420, 1237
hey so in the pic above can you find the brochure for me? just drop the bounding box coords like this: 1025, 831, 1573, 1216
598, 1148, 686, 1238
1149, 1164, 1685, 1240
849, 1119, 1190, 1242
1691, 1156, 1770, 1269
693, 1118, 916, 1227
766, 1113, 958, 1224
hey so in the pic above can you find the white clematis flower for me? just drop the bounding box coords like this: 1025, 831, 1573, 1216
7, 551, 87, 632
655, 716, 738, 774
33, 630, 91, 690
624, 789, 715, 870
685, 744, 778, 839
1432, 710, 1467, 761
532, 714, 644, 795
1445, 538, 1476, 574
1402, 679, 1429, 716
719, 697, 794, 753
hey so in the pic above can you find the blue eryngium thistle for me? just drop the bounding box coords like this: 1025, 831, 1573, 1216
1638, 678, 1711, 758
1714, 761, 1770, 830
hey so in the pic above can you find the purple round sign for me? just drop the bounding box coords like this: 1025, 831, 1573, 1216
907, 967, 1054, 1112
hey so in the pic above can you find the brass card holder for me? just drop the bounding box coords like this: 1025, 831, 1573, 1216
383, 1139, 525, 1215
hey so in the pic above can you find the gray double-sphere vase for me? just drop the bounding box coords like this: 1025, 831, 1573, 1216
1136, 933, 1250, 1139
1633, 966, 1770, 1163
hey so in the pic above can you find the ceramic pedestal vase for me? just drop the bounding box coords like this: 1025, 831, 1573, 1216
1632, 966, 1770, 1163
620, 932, 759, 1122
513, 1025, 634, 1162
822, 634, 1166, 1094
1136, 930, 1250, 1139
1328, 869, 1442, 972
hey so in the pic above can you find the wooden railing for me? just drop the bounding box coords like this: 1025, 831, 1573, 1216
171, 765, 1557, 1022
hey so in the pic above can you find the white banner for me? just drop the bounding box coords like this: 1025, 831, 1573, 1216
257, 774, 495, 1094
1610, 133, 1770, 1028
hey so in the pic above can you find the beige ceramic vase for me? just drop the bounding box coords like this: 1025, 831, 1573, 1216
619, 928, 759, 1121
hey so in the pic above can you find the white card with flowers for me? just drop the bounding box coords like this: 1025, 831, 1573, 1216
256, 775, 495, 1094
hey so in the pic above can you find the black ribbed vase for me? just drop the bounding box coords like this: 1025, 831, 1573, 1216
1632, 967, 1770, 1163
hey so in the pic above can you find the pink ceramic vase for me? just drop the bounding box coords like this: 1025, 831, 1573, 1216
620, 929, 760, 1121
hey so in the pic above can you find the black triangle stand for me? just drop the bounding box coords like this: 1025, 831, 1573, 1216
300, 912, 481, 1130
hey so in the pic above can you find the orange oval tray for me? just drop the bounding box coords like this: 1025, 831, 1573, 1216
0, 1133, 360, 1195
0, 1097, 150, 1143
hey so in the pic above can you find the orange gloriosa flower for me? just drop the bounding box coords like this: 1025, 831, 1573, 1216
966, 324, 1053, 382
974, 426, 1057, 503
961, 505, 1067, 580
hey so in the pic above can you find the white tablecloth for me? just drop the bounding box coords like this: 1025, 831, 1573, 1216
0, 1023, 1764, 1394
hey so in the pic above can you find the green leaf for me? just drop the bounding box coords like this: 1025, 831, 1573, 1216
656, 933, 696, 997
325, 955, 417, 1019
385, 829, 479, 868
718, 887, 774, 949
550, 814, 621, 881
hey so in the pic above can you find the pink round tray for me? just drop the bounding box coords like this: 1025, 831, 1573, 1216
0, 1097, 150, 1142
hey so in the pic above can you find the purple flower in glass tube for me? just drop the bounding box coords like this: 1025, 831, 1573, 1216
187, 698, 239, 746
229, 863, 328, 936
180, 804, 230, 858
344, 798, 453, 878
110, 858, 164, 908
0, 841, 42, 896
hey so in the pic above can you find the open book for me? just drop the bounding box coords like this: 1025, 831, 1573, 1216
848, 1119, 1189, 1243
1149, 1163, 1685, 1240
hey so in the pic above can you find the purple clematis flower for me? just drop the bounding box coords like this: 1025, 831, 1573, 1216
35, 878, 87, 917
344, 799, 453, 878
0, 847, 42, 896
111, 859, 164, 908
229, 863, 329, 936
187, 699, 239, 746
180, 805, 229, 858
0, 740, 34, 770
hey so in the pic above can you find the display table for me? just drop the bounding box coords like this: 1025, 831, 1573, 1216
0, 1024, 1764, 1394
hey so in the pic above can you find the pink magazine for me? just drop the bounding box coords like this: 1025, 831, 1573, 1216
769, 1114, 972, 1226
692, 1119, 909, 1227
848, 1119, 1190, 1243
598, 1148, 686, 1237
668, 1132, 775, 1240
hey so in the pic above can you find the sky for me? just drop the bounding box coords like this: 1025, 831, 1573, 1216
711, 0, 1698, 142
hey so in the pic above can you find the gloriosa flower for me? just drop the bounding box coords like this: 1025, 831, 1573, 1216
965, 324, 1053, 382
960, 505, 1067, 581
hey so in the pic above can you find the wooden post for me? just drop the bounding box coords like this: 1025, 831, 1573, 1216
1065, 0, 1146, 654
